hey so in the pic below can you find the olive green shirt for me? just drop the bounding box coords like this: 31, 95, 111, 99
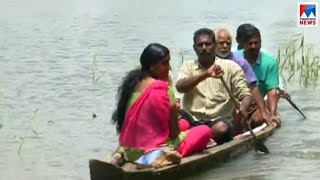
177, 57, 252, 120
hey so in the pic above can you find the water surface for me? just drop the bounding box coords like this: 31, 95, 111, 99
0, 0, 320, 179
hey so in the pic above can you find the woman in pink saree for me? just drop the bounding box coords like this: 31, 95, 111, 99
111, 43, 212, 166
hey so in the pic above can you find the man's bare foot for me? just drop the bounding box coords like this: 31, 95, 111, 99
233, 134, 245, 140
206, 139, 217, 148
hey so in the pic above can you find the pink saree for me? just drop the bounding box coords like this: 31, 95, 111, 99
119, 80, 170, 152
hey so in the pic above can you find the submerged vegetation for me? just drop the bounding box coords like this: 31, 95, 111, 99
0, 90, 3, 130
18, 108, 39, 155
277, 34, 320, 87
91, 54, 105, 82
179, 49, 185, 64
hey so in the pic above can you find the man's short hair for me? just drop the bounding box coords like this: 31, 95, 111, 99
193, 28, 215, 44
236, 24, 260, 49
240, 24, 261, 43
236, 23, 254, 40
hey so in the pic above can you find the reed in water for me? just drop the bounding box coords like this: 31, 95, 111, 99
18, 108, 39, 155
277, 34, 320, 88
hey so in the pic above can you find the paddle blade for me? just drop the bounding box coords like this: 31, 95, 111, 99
287, 99, 307, 119
255, 140, 270, 154
246, 121, 270, 154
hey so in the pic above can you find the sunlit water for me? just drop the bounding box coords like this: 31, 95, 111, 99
0, 0, 320, 179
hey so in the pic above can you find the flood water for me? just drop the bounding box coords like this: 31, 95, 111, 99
1, 0, 320, 179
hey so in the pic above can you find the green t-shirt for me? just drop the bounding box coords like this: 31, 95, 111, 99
235, 50, 279, 96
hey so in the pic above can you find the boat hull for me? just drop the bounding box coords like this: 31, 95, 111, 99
89, 125, 276, 180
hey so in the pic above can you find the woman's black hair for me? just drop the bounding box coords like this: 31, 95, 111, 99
111, 43, 170, 133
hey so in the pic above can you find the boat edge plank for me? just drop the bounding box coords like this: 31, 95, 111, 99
89, 125, 276, 180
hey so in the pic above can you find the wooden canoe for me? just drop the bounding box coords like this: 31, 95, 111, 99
89, 124, 276, 180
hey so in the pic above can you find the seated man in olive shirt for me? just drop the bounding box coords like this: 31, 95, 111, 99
176, 28, 253, 144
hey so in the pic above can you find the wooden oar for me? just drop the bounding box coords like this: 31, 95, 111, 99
220, 77, 270, 154
286, 98, 307, 119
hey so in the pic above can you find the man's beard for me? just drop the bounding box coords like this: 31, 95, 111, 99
216, 51, 230, 59
247, 49, 259, 58
198, 52, 215, 67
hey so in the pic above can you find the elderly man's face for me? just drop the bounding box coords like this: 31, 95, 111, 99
215, 32, 232, 58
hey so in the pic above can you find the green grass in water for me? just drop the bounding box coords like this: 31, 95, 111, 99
277, 34, 320, 88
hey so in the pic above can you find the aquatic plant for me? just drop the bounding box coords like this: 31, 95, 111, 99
277, 34, 320, 88
0, 90, 3, 130
18, 108, 39, 155
91, 54, 105, 82
179, 49, 185, 64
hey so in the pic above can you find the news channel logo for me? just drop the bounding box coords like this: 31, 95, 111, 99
297, 2, 318, 27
